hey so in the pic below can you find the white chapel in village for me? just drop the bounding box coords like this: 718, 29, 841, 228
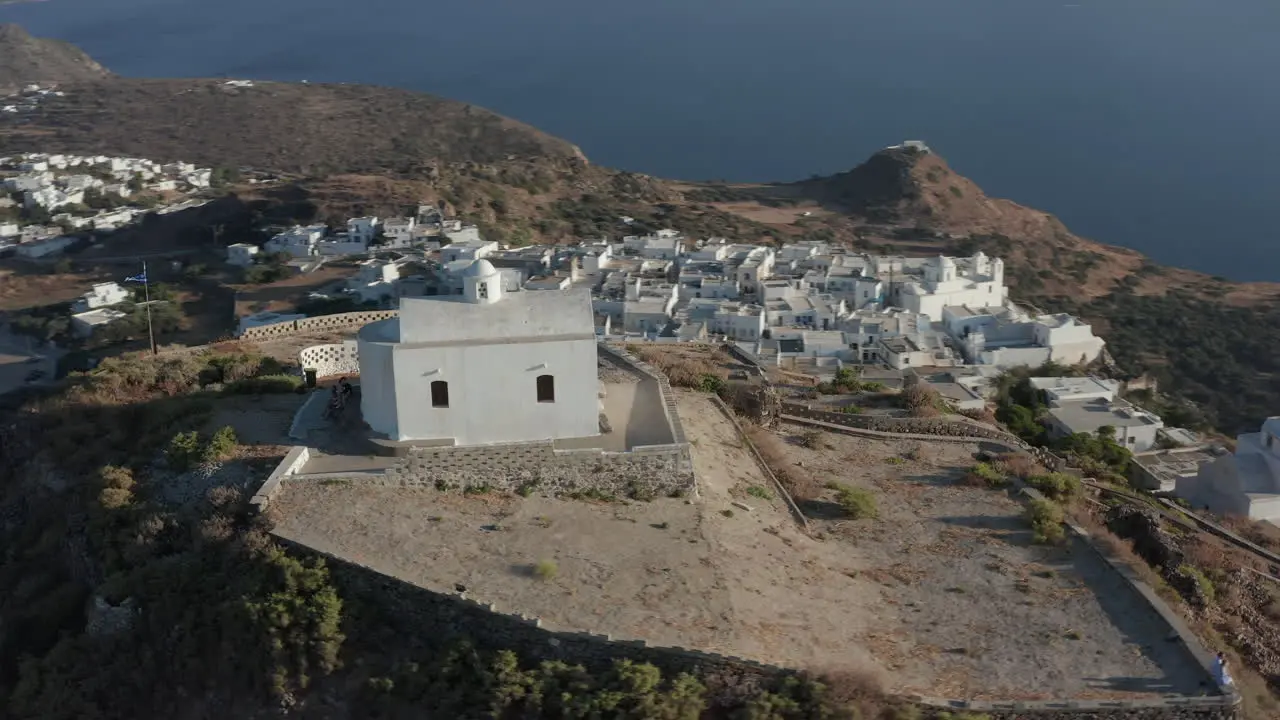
356, 258, 601, 445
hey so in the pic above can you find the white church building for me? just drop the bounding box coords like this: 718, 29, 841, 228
356, 259, 601, 445
1176, 417, 1280, 524
898, 253, 1005, 322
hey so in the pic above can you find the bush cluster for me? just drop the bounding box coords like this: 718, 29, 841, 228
1025, 472, 1082, 502
964, 462, 1008, 488
1027, 498, 1066, 545
166, 425, 239, 471
831, 484, 878, 520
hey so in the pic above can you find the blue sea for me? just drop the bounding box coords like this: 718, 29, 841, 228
3, 0, 1278, 280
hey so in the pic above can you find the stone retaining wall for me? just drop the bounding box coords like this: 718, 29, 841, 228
250, 446, 309, 512
344, 440, 696, 498
299, 342, 360, 379
782, 402, 1022, 442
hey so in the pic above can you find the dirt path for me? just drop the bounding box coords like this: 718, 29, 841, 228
676, 390, 884, 676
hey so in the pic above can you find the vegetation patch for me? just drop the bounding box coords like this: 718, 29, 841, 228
964, 462, 1009, 489
1027, 498, 1066, 545
832, 484, 878, 520
1025, 472, 1082, 503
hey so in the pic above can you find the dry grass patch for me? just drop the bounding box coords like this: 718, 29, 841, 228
629, 344, 731, 390
745, 424, 822, 501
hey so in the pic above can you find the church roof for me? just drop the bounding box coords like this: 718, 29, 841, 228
379, 289, 595, 345
462, 258, 498, 278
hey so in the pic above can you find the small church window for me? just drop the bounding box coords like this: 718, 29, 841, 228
430, 380, 450, 408
478, 282, 488, 299
536, 374, 555, 403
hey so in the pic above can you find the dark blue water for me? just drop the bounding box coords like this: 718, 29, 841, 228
4, 0, 1278, 280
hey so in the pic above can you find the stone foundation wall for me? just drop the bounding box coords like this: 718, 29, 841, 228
356, 441, 696, 498
783, 402, 1022, 443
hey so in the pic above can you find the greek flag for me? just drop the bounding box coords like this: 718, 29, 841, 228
124, 272, 148, 283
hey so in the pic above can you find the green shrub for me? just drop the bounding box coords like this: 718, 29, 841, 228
966, 462, 1008, 488
224, 374, 304, 395
746, 486, 773, 500
166, 431, 203, 471
1026, 472, 1081, 502
1179, 564, 1217, 604
697, 374, 727, 396
833, 485, 878, 519
1027, 498, 1066, 545
203, 426, 238, 463
533, 559, 558, 580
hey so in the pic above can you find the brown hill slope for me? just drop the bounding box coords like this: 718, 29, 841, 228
0, 27, 585, 176
0, 23, 109, 93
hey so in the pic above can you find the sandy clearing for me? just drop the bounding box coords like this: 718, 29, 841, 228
775, 424, 1209, 699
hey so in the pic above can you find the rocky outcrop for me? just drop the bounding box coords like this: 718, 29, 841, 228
1105, 505, 1216, 608
0, 24, 110, 94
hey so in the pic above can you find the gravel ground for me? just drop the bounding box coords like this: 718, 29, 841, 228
272, 391, 874, 672
268, 391, 1208, 702
779, 424, 1209, 700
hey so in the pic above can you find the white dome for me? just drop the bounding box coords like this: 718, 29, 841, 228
935, 255, 957, 268
462, 258, 498, 278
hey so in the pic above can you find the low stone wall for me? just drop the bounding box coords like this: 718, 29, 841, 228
353, 440, 697, 498
299, 342, 360, 379
250, 446, 310, 512
783, 402, 1021, 442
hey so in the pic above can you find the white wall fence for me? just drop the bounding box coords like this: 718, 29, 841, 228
299, 342, 360, 379
238, 309, 400, 341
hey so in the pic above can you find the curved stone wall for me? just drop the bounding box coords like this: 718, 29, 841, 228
299, 342, 360, 379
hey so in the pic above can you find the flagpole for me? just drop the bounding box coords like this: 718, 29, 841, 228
142, 260, 156, 355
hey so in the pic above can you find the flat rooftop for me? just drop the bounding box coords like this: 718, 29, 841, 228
1048, 399, 1162, 432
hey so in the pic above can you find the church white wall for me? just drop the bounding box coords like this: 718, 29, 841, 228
391, 337, 599, 445
1047, 339, 1106, 366
358, 339, 399, 439
980, 346, 1052, 369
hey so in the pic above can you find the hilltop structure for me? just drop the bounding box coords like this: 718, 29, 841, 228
357, 259, 600, 445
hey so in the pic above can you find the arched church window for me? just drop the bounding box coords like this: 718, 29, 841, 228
536, 374, 555, 403
430, 380, 450, 408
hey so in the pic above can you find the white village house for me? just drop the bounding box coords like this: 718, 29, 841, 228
72, 282, 131, 312
357, 259, 600, 445
1177, 418, 1280, 524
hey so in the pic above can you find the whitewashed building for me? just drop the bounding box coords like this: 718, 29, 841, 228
265, 225, 325, 258
1177, 418, 1280, 523
71, 308, 129, 338
897, 253, 1005, 322
72, 282, 131, 312
226, 243, 260, 267
357, 259, 600, 445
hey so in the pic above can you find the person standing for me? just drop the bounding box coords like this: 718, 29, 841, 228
1213, 652, 1234, 689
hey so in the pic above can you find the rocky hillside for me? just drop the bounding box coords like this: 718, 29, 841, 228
0, 24, 110, 94
0, 27, 586, 176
